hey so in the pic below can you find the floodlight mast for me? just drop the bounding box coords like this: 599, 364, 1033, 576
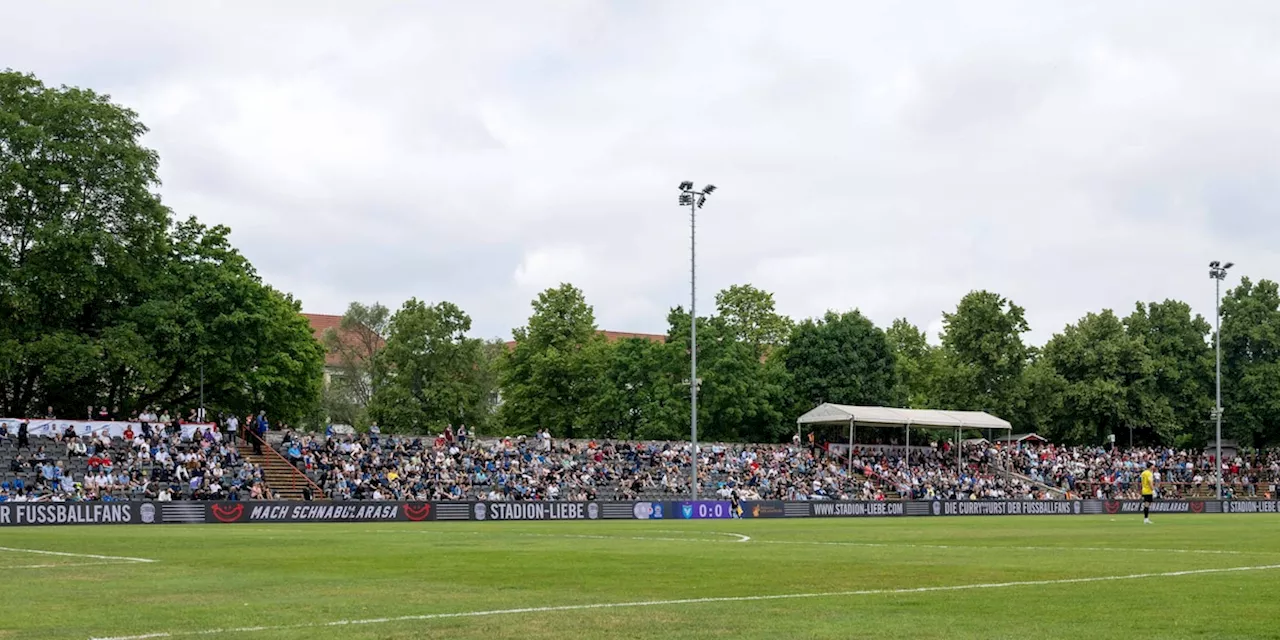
679, 181, 715, 500
1208, 260, 1233, 499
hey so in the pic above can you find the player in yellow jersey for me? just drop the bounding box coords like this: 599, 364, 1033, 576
1140, 461, 1155, 524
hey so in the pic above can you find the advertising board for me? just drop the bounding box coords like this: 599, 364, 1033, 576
1, 499, 1273, 526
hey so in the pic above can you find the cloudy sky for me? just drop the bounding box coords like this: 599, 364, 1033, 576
4, 1, 1278, 344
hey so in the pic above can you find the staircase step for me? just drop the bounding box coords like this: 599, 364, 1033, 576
232, 442, 318, 501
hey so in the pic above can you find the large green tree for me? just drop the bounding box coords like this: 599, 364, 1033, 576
1219, 277, 1280, 447
585, 337, 671, 440
321, 302, 390, 427
784, 310, 896, 411
471, 337, 508, 435
715, 284, 793, 359
0, 71, 323, 423
1123, 300, 1213, 445
499, 283, 605, 438
367, 299, 486, 434
1039, 310, 1168, 445
664, 306, 791, 443
885, 318, 937, 408
935, 291, 1032, 418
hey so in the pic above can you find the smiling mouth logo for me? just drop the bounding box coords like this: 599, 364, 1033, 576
1104, 501, 1121, 515
404, 504, 431, 521
1190, 501, 1205, 514
211, 503, 245, 523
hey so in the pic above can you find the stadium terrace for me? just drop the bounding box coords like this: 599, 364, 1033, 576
3, 416, 1277, 505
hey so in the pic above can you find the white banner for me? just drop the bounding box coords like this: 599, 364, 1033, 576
0, 418, 216, 440
827, 443, 933, 456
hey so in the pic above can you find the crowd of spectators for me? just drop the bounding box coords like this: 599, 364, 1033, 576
0, 413, 273, 503
273, 428, 1279, 503
1005, 442, 1280, 499
5, 413, 1279, 503
842, 442, 1040, 501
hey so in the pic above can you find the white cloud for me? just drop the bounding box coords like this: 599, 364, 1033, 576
2, 0, 1277, 344
513, 246, 590, 293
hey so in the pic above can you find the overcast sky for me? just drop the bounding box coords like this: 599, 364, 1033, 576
4, 1, 1278, 344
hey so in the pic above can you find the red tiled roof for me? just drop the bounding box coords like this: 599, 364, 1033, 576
599, 331, 667, 343
504, 330, 666, 350
303, 313, 385, 367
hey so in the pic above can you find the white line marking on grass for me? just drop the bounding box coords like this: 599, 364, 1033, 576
89, 563, 1280, 640
0, 546, 156, 563
518, 533, 736, 543
369, 528, 1245, 555
7, 561, 140, 570
753, 540, 1249, 555
217, 528, 313, 534
654, 530, 751, 543
372, 529, 752, 543
370, 529, 479, 534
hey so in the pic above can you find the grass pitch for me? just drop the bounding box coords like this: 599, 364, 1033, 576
2, 515, 1279, 639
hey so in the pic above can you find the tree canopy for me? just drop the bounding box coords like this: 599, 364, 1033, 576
0, 70, 323, 424
785, 310, 895, 411
367, 299, 491, 434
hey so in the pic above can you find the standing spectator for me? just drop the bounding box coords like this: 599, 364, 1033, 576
225, 413, 239, 446
44, 406, 56, 419
369, 422, 381, 446
17, 421, 30, 450
252, 411, 268, 455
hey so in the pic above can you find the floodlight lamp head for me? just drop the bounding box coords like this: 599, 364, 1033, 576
1224, 262, 1234, 270
679, 193, 694, 206
697, 194, 707, 208
679, 180, 694, 191
1210, 261, 1220, 268
702, 184, 717, 194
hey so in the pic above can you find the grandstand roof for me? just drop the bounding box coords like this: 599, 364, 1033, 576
796, 403, 1012, 431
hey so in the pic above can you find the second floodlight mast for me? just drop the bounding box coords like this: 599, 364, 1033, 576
1208, 260, 1233, 499
679, 181, 715, 500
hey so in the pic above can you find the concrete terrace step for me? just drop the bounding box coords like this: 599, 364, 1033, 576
236, 443, 315, 500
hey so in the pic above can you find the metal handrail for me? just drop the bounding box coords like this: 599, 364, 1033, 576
244, 427, 324, 499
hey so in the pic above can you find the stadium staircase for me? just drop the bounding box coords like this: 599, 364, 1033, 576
238, 431, 321, 501
999, 465, 1067, 498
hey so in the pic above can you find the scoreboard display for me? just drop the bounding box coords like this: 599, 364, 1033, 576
676, 500, 732, 519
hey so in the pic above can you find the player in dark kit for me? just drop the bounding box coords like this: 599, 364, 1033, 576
1140, 461, 1155, 524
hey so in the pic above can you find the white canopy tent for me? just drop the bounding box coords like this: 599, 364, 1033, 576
796, 403, 1013, 485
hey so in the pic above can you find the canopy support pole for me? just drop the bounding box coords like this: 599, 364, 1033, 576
956, 427, 962, 479
847, 418, 854, 474
1006, 454, 1012, 497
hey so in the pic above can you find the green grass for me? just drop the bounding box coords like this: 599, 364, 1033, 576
2, 515, 1280, 639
